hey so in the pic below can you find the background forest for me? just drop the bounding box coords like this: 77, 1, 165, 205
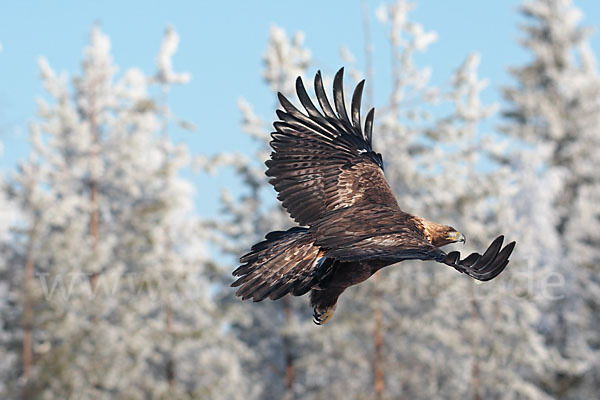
0, 0, 599, 399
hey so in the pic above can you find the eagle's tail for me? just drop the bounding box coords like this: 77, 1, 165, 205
231, 227, 323, 302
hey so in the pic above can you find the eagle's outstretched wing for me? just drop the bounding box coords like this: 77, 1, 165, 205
317, 214, 515, 282
267, 68, 399, 227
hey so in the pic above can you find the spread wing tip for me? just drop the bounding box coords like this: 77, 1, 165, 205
443, 236, 516, 281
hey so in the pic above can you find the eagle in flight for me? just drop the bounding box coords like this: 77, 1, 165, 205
232, 68, 516, 325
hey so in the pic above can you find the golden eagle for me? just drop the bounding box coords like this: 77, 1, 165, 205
232, 68, 515, 325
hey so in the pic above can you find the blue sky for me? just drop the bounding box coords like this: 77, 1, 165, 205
1, 0, 599, 216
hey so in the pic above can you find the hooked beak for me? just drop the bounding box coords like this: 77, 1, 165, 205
448, 231, 466, 244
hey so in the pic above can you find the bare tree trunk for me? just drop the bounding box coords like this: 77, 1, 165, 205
88, 110, 100, 289
83, 81, 102, 394
361, 0, 375, 109
160, 88, 177, 392
471, 283, 482, 400
89, 177, 99, 289
283, 297, 295, 398
373, 272, 385, 400
361, 4, 385, 399
389, 24, 401, 120
22, 221, 36, 400
362, 0, 374, 110
83, 78, 102, 291
166, 302, 175, 390
90, 178, 99, 250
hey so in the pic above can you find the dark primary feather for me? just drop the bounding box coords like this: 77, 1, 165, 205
314, 71, 337, 119
333, 69, 351, 129
351, 80, 365, 130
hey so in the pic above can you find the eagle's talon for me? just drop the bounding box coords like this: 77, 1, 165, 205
313, 304, 336, 325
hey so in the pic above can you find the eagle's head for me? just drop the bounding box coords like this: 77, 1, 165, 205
421, 220, 466, 247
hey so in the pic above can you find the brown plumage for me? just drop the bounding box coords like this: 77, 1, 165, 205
232, 68, 516, 325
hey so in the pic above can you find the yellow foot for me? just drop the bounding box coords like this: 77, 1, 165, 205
313, 304, 337, 325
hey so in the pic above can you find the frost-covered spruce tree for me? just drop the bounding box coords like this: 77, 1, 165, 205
347, 2, 567, 398
346, 3, 483, 397
329, 3, 444, 398
198, 25, 317, 400
1, 26, 250, 399
502, 0, 600, 397
388, 52, 566, 400
0, 44, 21, 392
201, 25, 392, 400
503, 0, 600, 232
204, 4, 546, 399
0, 162, 27, 398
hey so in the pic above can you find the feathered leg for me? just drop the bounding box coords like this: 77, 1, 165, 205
310, 286, 345, 325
